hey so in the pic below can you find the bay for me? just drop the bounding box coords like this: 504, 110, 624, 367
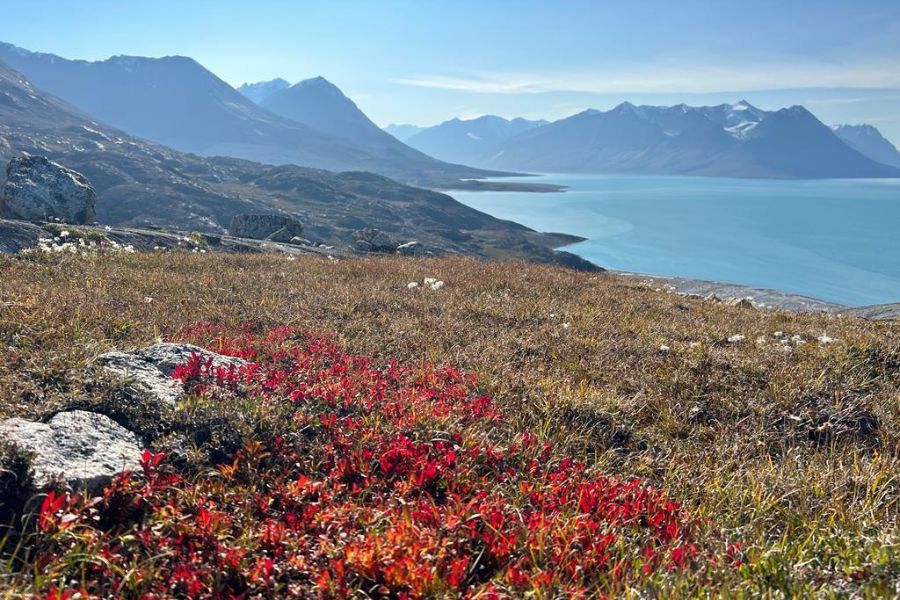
451, 174, 900, 306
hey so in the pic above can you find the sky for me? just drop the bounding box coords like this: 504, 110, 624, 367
2, 0, 899, 144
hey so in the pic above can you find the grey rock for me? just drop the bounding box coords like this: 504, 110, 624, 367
353, 228, 399, 253
1, 156, 96, 224
396, 241, 424, 255
0, 218, 44, 253
229, 213, 303, 243
0, 410, 143, 492
98, 343, 247, 407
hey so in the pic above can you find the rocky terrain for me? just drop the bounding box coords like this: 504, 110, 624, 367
0, 60, 594, 270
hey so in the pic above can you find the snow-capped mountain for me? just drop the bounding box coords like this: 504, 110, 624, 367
480, 101, 899, 179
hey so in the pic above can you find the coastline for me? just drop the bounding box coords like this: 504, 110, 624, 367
613, 270, 900, 320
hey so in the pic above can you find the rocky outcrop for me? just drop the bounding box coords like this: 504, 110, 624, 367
0, 218, 44, 253
229, 213, 303, 243
353, 228, 399, 253
0, 156, 96, 224
98, 343, 247, 408
0, 411, 143, 492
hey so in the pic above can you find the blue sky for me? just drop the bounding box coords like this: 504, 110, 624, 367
2, 0, 899, 143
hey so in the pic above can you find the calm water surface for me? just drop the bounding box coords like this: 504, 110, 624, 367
451, 174, 900, 306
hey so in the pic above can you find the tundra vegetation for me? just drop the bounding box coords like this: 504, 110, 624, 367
0, 252, 897, 597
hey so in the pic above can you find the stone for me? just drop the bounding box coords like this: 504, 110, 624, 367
229, 213, 303, 243
0, 156, 97, 224
353, 228, 399, 253
98, 343, 247, 407
0, 410, 143, 492
396, 241, 424, 255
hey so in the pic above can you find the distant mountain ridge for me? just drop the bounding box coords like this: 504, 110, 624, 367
476, 101, 899, 179
832, 124, 900, 169
401, 116, 547, 166
384, 124, 424, 142
237, 78, 290, 104
0, 42, 499, 185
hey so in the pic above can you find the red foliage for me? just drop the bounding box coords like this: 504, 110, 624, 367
27, 325, 729, 597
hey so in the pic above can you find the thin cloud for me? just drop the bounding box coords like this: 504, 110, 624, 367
393, 61, 900, 95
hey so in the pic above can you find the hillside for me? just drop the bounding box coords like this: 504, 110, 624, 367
0, 42, 500, 185
481, 102, 900, 179
0, 252, 897, 596
0, 59, 585, 267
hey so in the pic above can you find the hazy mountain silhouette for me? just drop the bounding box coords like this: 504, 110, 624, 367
384, 124, 424, 142
832, 124, 900, 168
402, 116, 546, 166
237, 78, 290, 104
0, 42, 498, 184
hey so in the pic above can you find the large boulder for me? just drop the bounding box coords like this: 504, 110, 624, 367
0, 156, 96, 224
98, 343, 247, 408
353, 228, 399, 253
229, 213, 303, 243
0, 411, 143, 492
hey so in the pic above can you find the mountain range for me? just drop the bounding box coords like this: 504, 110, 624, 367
395, 116, 547, 165
0, 57, 589, 268
0, 42, 498, 186
388, 102, 900, 179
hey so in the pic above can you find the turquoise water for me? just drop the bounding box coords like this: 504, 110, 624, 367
451, 174, 900, 307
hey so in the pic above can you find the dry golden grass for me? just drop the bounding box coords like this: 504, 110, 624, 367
1, 251, 898, 596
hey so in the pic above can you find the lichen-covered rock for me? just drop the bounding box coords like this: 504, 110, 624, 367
0, 156, 96, 224
98, 343, 247, 407
229, 213, 303, 243
0, 411, 143, 492
353, 228, 399, 253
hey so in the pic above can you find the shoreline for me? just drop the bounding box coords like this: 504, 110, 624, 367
613, 270, 900, 320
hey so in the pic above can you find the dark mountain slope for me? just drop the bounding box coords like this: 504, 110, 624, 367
0, 42, 500, 185
0, 60, 589, 268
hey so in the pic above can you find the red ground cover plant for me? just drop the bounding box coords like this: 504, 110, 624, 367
26, 324, 736, 598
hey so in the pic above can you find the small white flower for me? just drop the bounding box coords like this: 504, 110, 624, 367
59, 230, 70, 238
561, 322, 571, 330
728, 334, 746, 344
407, 282, 419, 289
773, 331, 784, 338
104, 225, 112, 231
817, 334, 836, 344
144, 296, 154, 304
791, 334, 805, 345
659, 345, 670, 353
430, 280, 445, 291
423, 277, 438, 285
781, 345, 793, 353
